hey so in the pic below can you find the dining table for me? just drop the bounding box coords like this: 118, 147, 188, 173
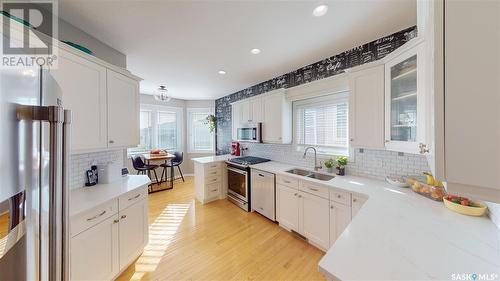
143, 153, 176, 192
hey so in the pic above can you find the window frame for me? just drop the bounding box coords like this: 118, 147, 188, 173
187, 107, 215, 153
128, 104, 183, 156
293, 91, 350, 156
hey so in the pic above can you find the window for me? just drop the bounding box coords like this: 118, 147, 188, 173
294, 92, 349, 154
187, 108, 215, 153
128, 105, 182, 155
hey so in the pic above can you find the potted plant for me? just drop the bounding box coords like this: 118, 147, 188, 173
324, 158, 335, 173
205, 114, 217, 133
335, 156, 348, 176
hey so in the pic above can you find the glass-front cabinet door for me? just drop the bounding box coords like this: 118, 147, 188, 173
385, 42, 426, 154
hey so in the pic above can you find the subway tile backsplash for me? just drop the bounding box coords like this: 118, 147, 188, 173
243, 143, 429, 180
69, 149, 123, 190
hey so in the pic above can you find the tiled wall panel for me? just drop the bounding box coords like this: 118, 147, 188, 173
69, 150, 123, 190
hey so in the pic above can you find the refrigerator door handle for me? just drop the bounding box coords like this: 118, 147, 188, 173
17, 105, 72, 281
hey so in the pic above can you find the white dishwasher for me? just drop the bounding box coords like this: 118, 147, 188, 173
250, 169, 276, 221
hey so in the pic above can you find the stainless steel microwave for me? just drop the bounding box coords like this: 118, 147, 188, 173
237, 123, 262, 142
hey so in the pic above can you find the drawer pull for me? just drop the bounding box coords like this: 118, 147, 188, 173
298, 195, 302, 198
87, 210, 106, 221
113, 219, 119, 224
353, 198, 357, 202
128, 193, 141, 201
308, 187, 319, 191
211, 189, 218, 192
210, 165, 217, 168
337, 195, 342, 198
330, 205, 334, 209
294, 193, 298, 196
284, 180, 291, 183
211, 171, 217, 175
121, 215, 127, 219
258, 174, 265, 177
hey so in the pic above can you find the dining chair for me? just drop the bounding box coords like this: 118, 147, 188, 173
131, 155, 160, 184
160, 151, 184, 182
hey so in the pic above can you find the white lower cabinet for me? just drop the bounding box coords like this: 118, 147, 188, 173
276, 176, 361, 251
70, 215, 119, 281
301, 192, 330, 250
118, 199, 148, 268
329, 201, 352, 247
194, 161, 227, 204
277, 185, 300, 231
70, 186, 149, 281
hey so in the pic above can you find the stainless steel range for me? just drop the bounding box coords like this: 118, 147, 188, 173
225, 156, 270, 211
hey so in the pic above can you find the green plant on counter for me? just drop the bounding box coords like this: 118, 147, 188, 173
324, 158, 335, 169
336, 156, 348, 168
205, 114, 217, 133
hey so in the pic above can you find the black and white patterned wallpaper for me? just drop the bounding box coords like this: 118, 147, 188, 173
215, 26, 417, 155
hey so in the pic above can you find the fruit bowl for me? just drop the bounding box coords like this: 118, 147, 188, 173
443, 195, 487, 217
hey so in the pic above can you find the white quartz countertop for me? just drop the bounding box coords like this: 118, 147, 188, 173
191, 154, 234, 164
250, 161, 500, 280
70, 175, 151, 217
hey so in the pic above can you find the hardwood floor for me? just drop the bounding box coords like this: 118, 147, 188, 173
117, 176, 326, 281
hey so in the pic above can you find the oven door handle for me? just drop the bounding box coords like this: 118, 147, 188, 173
227, 167, 248, 175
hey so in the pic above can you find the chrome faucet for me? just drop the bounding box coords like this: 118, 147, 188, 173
303, 147, 322, 171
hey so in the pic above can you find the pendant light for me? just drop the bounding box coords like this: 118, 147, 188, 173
154, 85, 171, 102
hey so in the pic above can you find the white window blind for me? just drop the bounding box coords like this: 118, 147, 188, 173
157, 111, 178, 150
188, 108, 214, 153
138, 110, 152, 150
295, 93, 349, 149
128, 105, 182, 155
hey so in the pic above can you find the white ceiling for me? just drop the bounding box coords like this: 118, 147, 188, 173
58, 0, 416, 100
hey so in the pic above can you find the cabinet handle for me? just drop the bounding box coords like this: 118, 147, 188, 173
87, 210, 106, 221
298, 195, 302, 198
294, 193, 298, 196
350, 138, 354, 142
353, 198, 357, 202
308, 187, 319, 191
337, 195, 342, 198
121, 215, 127, 219
211, 189, 218, 192
113, 219, 119, 223
284, 180, 291, 184
211, 171, 217, 175
330, 205, 334, 209
109, 140, 114, 144
128, 193, 141, 201
258, 174, 265, 177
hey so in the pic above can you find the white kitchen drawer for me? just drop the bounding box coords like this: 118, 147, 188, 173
204, 162, 221, 169
205, 167, 221, 177
205, 174, 221, 185
71, 199, 118, 237
206, 182, 221, 199
300, 181, 329, 200
118, 186, 148, 210
277, 175, 299, 189
330, 189, 351, 206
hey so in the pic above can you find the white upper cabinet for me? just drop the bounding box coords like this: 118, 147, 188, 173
231, 89, 292, 144
348, 63, 385, 149
50, 48, 108, 152
262, 90, 292, 144
107, 69, 140, 148
384, 41, 427, 154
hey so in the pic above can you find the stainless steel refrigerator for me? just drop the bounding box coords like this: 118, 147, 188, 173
0, 57, 72, 279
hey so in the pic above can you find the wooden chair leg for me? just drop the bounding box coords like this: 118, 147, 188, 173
177, 166, 185, 182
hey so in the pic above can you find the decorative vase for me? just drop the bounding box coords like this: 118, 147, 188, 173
336, 167, 345, 176
326, 167, 334, 173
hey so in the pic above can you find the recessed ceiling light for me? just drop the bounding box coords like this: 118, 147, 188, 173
250, 48, 261, 55
312, 4, 328, 17
218, 70, 226, 75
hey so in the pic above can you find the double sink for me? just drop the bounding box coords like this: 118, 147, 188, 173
286, 168, 335, 181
